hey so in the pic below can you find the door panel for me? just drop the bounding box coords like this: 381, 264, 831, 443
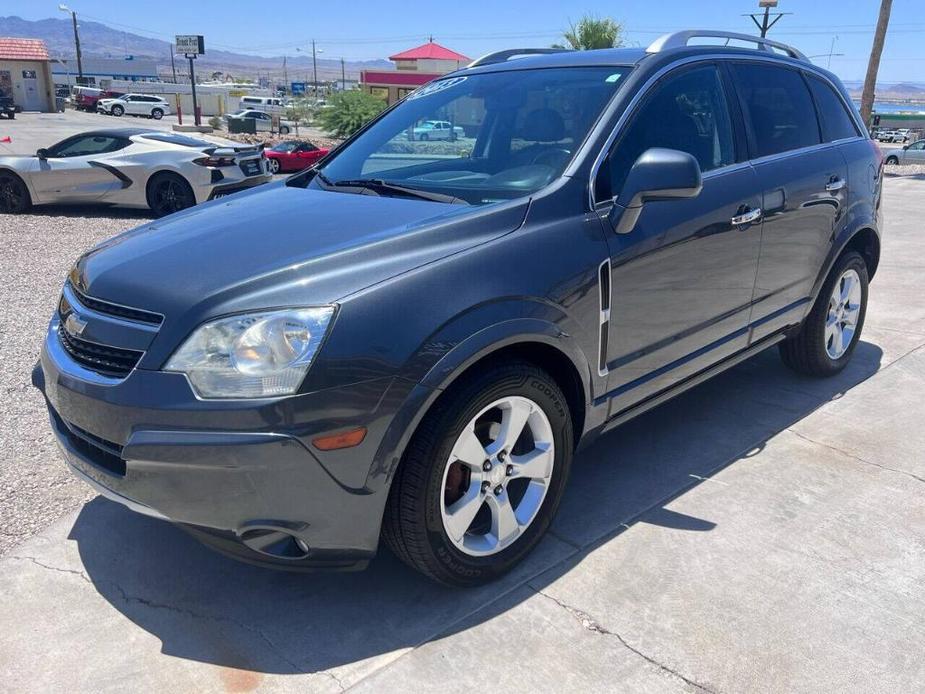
747, 145, 847, 341
603, 165, 763, 413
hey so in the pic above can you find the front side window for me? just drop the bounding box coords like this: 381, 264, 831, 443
731, 63, 821, 158
908, 140, 924, 151
313, 67, 628, 205
48, 136, 125, 158
596, 65, 734, 201
807, 75, 860, 142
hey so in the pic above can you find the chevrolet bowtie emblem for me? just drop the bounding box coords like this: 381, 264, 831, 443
64, 313, 88, 337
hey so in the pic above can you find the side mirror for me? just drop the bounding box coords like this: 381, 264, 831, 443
608, 148, 703, 234
36, 148, 48, 160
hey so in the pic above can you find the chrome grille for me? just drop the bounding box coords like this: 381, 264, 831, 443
56, 324, 143, 377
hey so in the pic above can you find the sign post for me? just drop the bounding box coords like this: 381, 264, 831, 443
175, 35, 205, 126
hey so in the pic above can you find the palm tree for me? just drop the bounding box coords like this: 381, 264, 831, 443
558, 16, 624, 51
860, 0, 893, 127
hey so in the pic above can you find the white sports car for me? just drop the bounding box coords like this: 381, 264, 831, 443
0, 128, 272, 217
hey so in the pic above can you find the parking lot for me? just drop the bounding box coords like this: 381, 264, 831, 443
0, 139, 922, 691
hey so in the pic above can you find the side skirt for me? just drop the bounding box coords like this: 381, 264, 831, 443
597, 331, 787, 436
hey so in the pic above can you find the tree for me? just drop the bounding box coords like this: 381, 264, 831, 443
317, 90, 387, 138
285, 100, 315, 135
860, 0, 893, 127
559, 15, 624, 50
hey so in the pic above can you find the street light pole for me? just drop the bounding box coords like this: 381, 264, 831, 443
746, 0, 788, 38
58, 5, 83, 81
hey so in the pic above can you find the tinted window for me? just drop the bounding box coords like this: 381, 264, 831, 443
807, 75, 859, 141
597, 65, 734, 201
48, 135, 126, 158
732, 63, 821, 157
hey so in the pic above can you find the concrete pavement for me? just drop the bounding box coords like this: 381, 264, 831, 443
1, 177, 923, 692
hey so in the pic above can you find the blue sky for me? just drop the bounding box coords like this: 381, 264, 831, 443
6, 0, 924, 82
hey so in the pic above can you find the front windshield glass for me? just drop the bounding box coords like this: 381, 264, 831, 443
271, 141, 299, 152
314, 67, 627, 205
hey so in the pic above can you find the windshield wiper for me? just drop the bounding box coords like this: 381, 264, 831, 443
321, 176, 467, 205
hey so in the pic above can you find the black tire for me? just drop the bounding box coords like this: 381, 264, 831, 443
146, 172, 196, 218
885, 155, 899, 165
279, 125, 290, 135
151, 108, 164, 120
383, 360, 574, 586
779, 251, 869, 377
0, 171, 32, 214
111, 105, 124, 117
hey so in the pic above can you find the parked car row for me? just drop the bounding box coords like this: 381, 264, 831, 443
876, 128, 912, 143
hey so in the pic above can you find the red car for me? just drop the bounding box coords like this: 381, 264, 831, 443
264, 140, 329, 173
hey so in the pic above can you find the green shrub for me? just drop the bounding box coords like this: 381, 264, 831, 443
208, 116, 222, 130
317, 90, 387, 138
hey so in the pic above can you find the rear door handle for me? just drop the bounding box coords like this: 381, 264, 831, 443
731, 207, 762, 226
825, 177, 846, 192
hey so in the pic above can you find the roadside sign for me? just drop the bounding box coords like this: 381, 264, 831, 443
291, 82, 307, 95
175, 35, 205, 55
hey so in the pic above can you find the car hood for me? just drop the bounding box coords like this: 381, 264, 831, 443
72, 181, 528, 332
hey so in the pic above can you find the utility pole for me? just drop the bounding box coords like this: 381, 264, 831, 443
746, 0, 789, 38
169, 49, 177, 83
283, 55, 288, 95
58, 5, 83, 81
341, 57, 346, 91
860, 0, 893, 127
312, 40, 318, 97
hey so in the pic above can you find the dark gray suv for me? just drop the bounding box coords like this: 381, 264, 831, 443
34, 31, 882, 586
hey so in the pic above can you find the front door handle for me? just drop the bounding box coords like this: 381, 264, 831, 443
825, 177, 846, 192
731, 207, 762, 226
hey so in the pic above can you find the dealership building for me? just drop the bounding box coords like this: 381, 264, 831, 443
0, 37, 55, 111
360, 41, 470, 105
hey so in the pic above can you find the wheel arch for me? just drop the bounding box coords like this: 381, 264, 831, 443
809, 225, 881, 309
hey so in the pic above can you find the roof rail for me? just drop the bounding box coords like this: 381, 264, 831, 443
468, 47, 569, 68
646, 30, 807, 61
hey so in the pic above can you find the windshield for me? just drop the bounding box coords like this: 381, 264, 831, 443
312, 66, 627, 205
271, 141, 299, 152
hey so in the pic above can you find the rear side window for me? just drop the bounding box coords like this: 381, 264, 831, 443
731, 63, 821, 158
597, 65, 735, 201
807, 75, 860, 141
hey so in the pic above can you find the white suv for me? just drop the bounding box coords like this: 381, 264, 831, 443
98, 94, 172, 120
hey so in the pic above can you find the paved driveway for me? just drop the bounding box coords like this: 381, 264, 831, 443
1, 178, 923, 692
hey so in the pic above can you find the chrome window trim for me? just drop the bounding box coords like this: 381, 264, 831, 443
62, 283, 162, 334
587, 53, 868, 209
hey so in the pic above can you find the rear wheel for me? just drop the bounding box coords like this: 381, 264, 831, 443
779, 251, 868, 377
885, 155, 899, 165
0, 172, 31, 214
146, 172, 196, 218
151, 108, 164, 120
111, 105, 124, 117
383, 361, 573, 586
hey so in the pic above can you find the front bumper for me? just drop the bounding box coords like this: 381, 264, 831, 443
34, 322, 410, 571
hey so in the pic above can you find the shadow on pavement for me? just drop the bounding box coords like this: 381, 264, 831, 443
67, 340, 883, 676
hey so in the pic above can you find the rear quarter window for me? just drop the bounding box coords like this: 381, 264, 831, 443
806, 75, 860, 141
731, 63, 821, 158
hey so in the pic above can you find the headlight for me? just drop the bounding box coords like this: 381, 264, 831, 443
164, 307, 335, 398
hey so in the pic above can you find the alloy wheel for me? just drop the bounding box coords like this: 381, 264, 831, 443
825, 268, 862, 359
152, 178, 193, 216
440, 396, 554, 557
0, 177, 26, 213
268, 158, 280, 174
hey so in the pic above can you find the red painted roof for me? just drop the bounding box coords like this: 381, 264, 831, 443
361, 70, 442, 87
389, 42, 470, 63
0, 37, 50, 61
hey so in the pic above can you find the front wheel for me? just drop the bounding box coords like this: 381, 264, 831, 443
885, 155, 899, 165
111, 105, 124, 117
151, 108, 164, 120
279, 125, 290, 135
146, 173, 196, 218
267, 157, 281, 174
383, 361, 573, 586
779, 251, 868, 377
